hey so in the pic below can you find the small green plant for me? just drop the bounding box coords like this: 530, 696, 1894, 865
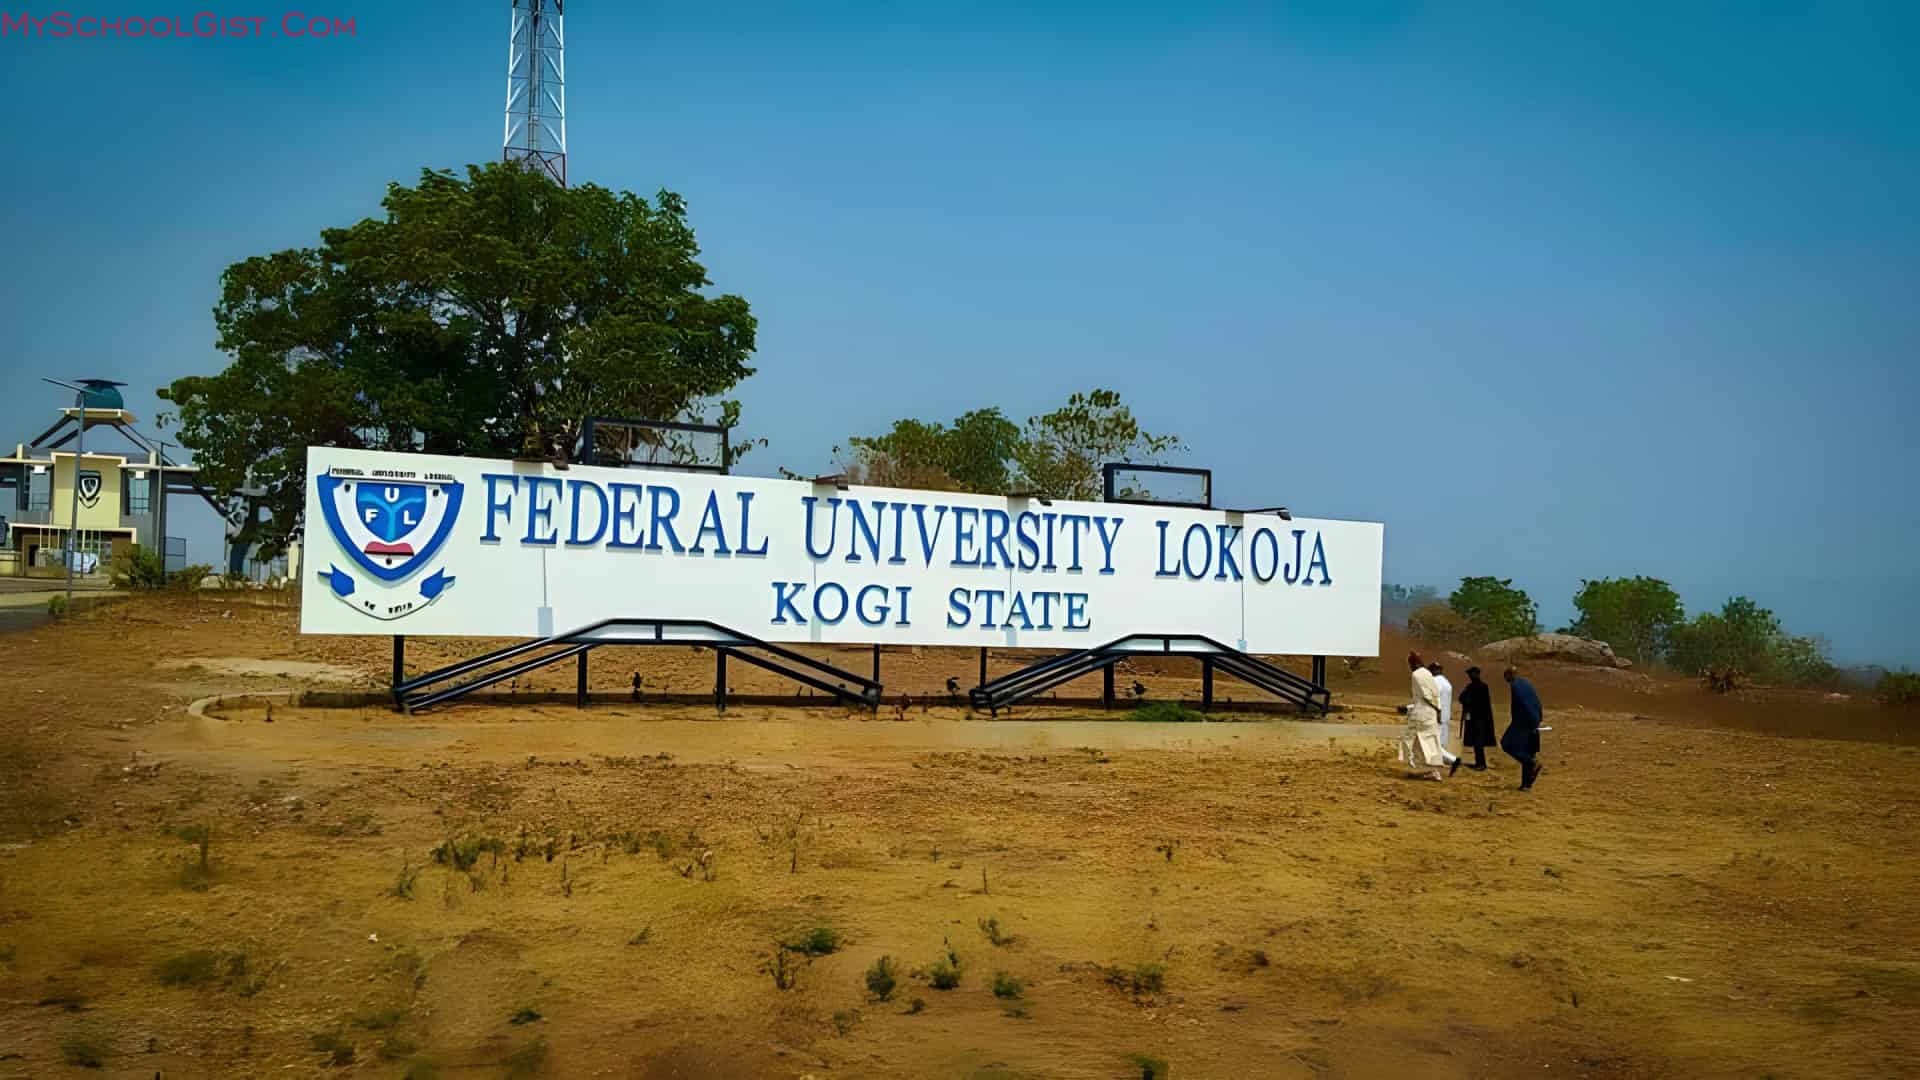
1105, 961, 1165, 997
174, 823, 213, 890
509, 1006, 542, 1025
389, 857, 421, 899
47, 594, 70, 618
864, 955, 898, 1001
627, 926, 652, 946
926, 958, 961, 990
310, 1030, 355, 1067
155, 949, 223, 987
378, 1037, 419, 1061
831, 1009, 860, 1036
1129, 701, 1204, 723
431, 836, 504, 873
991, 971, 1024, 999
784, 925, 841, 956
61, 1028, 108, 1068
978, 916, 1014, 946
906, 997, 926, 1014
1127, 1052, 1170, 1079
765, 946, 799, 990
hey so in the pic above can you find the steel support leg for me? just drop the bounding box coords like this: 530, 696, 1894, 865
715, 649, 728, 713
1202, 657, 1213, 711
577, 650, 588, 709
1103, 664, 1114, 710
391, 635, 405, 709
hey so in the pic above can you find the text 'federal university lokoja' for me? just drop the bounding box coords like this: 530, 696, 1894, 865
300, 447, 1384, 654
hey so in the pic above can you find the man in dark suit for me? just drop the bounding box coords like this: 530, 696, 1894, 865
1501, 667, 1544, 791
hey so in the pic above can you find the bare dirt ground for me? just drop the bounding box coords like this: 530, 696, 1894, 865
1, 594, 1916, 1078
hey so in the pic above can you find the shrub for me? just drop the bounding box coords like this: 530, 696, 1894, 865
1105, 961, 1165, 997
1878, 671, 1920, 707
784, 925, 842, 956
926, 958, 961, 990
46, 593, 70, 617
864, 955, 898, 1001
991, 971, 1024, 999
1127, 1052, 1171, 1079
1405, 602, 1477, 649
977, 916, 1014, 947
1129, 701, 1204, 723
112, 546, 169, 590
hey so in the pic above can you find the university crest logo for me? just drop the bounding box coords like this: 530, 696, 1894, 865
314, 471, 464, 621
76, 470, 102, 509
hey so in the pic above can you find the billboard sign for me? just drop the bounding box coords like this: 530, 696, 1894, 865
301, 447, 1383, 655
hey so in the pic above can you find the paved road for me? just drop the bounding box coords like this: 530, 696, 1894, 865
0, 585, 123, 633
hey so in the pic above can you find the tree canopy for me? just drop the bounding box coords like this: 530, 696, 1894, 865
1667, 596, 1835, 686
845, 388, 1182, 500
1567, 576, 1684, 664
162, 162, 757, 557
1448, 576, 1539, 642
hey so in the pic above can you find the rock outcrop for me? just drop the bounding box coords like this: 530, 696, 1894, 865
1478, 633, 1633, 669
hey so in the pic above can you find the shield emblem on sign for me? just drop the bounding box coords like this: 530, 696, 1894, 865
316, 473, 464, 583
76, 471, 102, 508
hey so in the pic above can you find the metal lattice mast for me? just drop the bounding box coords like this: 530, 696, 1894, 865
503, 0, 566, 186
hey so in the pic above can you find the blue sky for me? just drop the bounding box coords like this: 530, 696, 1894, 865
1, 3, 1914, 664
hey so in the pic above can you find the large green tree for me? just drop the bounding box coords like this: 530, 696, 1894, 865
1566, 576, 1685, 663
1012, 388, 1183, 501
846, 408, 1023, 494
1667, 595, 1835, 686
162, 162, 757, 557
1449, 576, 1539, 642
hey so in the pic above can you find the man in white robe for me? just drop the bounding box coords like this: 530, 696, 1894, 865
1429, 662, 1462, 776
1398, 652, 1448, 781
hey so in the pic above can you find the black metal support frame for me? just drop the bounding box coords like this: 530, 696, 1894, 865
1102, 462, 1214, 509
969, 633, 1331, 717
578, 415, 730, 473
391, 617, 883, 714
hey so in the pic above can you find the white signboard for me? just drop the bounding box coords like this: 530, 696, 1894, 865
300, 447, 1384, 655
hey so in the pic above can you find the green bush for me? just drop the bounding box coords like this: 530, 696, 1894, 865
46, 594, 69, 617
1448, 577, 1537, 642
1669, 597, 1837, 688
991, 971, 1024, 999
1878, 671, 1920, 707
112, 546, 169, 589
783, 925, 841, 956
864, 955, 898, 1001
1406, 602, 1478, 649
926, 958, 961, 990
1129, 701, 1204, 723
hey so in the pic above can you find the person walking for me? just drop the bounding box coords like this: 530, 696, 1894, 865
1398, 652, 1449, 781
1501, 667, 1545, 790
1458, 666, 1497, 771
1428, 661, 1462, 776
